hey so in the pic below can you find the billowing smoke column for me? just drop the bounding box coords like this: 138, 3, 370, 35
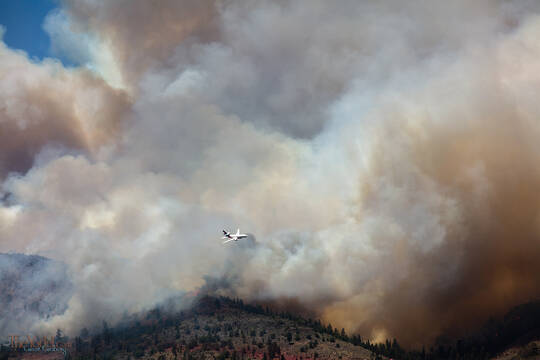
2, 0, 540, 347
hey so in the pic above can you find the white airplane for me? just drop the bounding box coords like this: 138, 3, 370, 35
222, 229, 248, 243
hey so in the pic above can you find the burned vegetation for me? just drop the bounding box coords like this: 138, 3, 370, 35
67, 296, 378, 360
35, 296, 540, 360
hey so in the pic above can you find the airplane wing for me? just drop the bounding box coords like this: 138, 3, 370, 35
222, 238, 235, 244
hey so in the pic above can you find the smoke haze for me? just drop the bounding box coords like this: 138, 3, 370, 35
2, 0, 540, 346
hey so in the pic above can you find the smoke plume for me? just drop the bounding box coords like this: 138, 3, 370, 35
2, 0, 540, 346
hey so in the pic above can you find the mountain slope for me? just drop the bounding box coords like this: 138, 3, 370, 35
68, 295, 540, 360
0, 253, 72, 336
71, 296, 378, 360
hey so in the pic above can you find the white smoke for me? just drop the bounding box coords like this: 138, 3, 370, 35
2, 0, 540, 346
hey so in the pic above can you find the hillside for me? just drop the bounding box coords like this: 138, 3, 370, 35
493, 340, 540, 360
68, 296, 379, 360
457, 300, 540, 360
0, 253, 72, 336
1, 292, 540, 359
1, 252, 540, 359
63, 296, 540, 360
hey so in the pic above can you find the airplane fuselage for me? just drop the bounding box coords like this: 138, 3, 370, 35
222, 229, 247, 243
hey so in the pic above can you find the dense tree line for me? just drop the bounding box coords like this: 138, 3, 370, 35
2, 296, 539, 359
198, 296, 540, 360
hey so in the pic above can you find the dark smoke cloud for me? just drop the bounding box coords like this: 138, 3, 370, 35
2, 0, 540, 347
0, 36, 131, 177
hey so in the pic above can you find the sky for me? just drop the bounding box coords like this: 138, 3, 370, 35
0, 0, 79, 67
0, 0, 57, 60
2, 0, 540, 349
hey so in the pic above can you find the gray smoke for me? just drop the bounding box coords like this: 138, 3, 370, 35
2, 0, 540, 347
0, 253, 72, 336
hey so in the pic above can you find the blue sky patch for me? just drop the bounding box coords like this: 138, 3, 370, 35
0, 0, 64, 62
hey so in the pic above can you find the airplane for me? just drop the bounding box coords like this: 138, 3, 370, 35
222, 229, 248, 243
